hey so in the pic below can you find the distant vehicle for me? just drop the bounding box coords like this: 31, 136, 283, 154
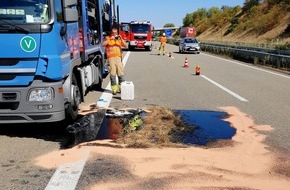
119, 22, 130, 48
180, 27, 196, 38
179, 37, 201, 54
128, 21, 154, 51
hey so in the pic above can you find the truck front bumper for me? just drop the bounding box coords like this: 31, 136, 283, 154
0, 80, 65, 123
129, 41, 152, 48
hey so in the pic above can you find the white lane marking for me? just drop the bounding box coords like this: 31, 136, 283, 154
203, 53, 290, 79
122, 51, 130, 67
96, 84, 113, 108
45, 150, 90, 190
201, 75, 248, 102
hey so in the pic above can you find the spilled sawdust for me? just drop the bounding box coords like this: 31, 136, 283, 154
34, 106, 290, 190
115, 106, 194, 148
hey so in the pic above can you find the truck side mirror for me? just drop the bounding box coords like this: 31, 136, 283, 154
63, 9, 78, 22
63, 0, 77, 7
62, 0, 78, 23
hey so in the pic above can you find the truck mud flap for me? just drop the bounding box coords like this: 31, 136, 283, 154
65, 109, 106, 148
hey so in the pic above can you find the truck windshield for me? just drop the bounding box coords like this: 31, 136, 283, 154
0, 0, 49, 24
131, 24, 150, 33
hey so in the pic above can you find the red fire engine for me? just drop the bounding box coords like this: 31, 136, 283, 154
120, 21, 153, 51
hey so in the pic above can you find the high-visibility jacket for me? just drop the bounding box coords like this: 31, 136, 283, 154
160, 36, 167, 45
105, 36, 123, 58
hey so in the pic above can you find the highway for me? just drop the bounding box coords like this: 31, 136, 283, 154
0, 42, 290, 189
111, 42, 290, 152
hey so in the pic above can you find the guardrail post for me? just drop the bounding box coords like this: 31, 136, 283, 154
276, 59, 281, 69
254, 57, 258, 65
263, 55, 270, 66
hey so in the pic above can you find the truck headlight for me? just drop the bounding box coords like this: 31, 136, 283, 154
28, 88, 54, 102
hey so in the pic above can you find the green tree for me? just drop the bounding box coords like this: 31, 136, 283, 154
207, 7, 222, 17
183, 13, 193, 26
266, 0, 290, 4
163, 23, 175, 28
243, 0, 261, 12
192, 8, 207, 24
265, 0, 290, 9
207, 7, 223, 27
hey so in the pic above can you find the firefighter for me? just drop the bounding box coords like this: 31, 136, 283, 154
102, 25, 127, 95
158, 33, 167, 55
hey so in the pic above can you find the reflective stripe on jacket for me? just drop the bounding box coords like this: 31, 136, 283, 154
105, 36, 122, 58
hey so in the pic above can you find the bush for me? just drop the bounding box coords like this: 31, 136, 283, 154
275, 42, 290, 50
253, 5, 284, 34
225, 17, 239, 35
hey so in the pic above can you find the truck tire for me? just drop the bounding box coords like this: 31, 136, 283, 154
66, 73, 81, 121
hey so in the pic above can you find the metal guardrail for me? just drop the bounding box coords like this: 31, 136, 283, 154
202, 42, 290, 56
200, 42, 290, 72
166, 39, 290, 72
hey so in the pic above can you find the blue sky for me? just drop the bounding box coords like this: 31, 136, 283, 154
116, 0, 245, 28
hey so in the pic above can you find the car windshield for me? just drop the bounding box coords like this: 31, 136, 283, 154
184, 38, 197, 43
0, 0, 49, 24
131, 24, 150, 33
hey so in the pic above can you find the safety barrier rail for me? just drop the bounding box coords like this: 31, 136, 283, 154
200, 42, 290, 72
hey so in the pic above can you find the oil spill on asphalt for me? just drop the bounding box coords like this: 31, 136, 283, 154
96, 116, 125, 140
176, 110, 236, 145
96, 110, 236, 146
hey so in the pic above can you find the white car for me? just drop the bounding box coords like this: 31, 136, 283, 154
179, 37, 200, 54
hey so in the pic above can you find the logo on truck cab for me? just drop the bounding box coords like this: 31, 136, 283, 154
20, 36, 36, 52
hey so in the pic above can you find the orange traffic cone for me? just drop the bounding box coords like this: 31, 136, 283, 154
183, 57, 189, 68
196, 65, 200, 75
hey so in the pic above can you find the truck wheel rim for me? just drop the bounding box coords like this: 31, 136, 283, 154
72, 85, 81, 109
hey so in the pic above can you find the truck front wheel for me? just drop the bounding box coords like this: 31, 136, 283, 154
65, 73, 81, 121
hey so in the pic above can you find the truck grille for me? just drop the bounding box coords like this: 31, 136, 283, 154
0, 102, 19, 110
2, 93, 17, 100
0, 58, 37, 86
0, 74, 16, 80
134, 36, 147, 40
0, 92, 20, 110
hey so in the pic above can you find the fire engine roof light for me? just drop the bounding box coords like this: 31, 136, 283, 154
130, 20, 151, 25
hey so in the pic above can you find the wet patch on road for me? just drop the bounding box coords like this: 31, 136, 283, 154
176, 110, 236, 146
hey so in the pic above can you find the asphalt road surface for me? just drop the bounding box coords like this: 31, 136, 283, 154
0, 42, 289, 189
111, 42, 290, 153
